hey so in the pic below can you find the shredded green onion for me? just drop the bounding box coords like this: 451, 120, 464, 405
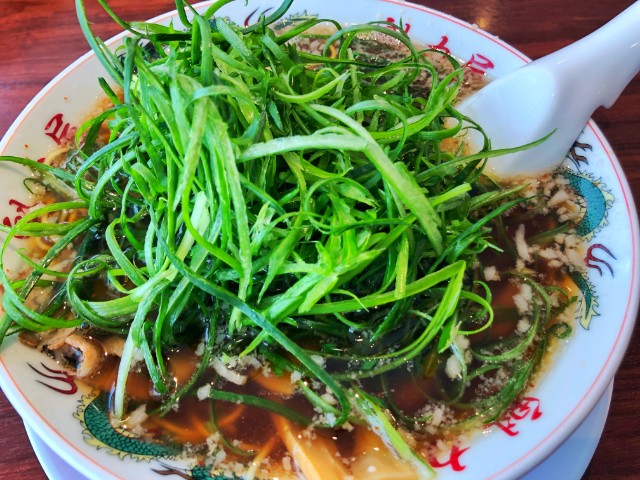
0, 0, 576, 473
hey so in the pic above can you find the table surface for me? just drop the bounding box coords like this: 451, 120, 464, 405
0, 1, 638, 479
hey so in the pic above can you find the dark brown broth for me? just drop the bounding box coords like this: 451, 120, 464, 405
77, 192, 577, 470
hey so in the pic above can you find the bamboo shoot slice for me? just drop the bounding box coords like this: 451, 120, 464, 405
272, 415, 349, 480
351, 426, 420, 480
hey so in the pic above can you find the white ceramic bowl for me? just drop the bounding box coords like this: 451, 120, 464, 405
1, 1, 638, 479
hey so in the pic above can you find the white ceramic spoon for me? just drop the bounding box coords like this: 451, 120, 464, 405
457, 1, 640, 178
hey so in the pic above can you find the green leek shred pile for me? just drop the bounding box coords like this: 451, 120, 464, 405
0, 0, 568, 473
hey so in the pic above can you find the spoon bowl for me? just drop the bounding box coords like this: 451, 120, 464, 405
458, 1, 640, 178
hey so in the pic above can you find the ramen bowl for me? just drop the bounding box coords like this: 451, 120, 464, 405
0, 1, 638, 479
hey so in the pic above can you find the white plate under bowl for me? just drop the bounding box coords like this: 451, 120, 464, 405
25, 423, 84, 480
1, 1, 638, 480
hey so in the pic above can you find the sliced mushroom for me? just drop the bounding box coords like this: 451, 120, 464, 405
18, 331, 42, 349
63, 333, 105, 378
44, 327, 77, 350
18, 327, 76, 351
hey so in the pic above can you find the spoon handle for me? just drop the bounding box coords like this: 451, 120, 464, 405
538, 1, 640, 109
